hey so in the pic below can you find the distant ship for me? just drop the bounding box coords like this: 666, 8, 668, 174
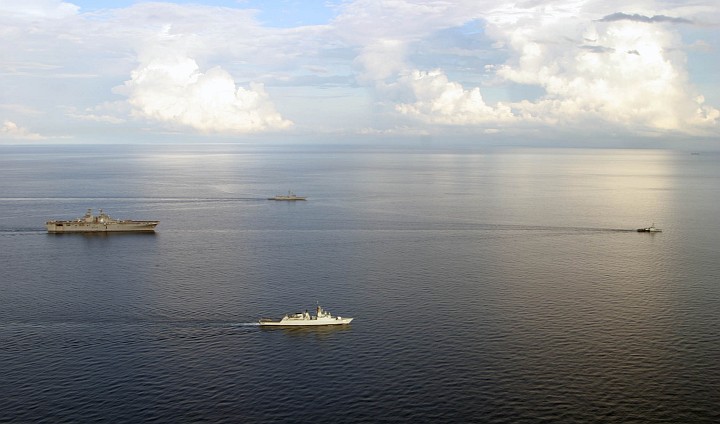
637, 223, 662, 233
259, 305, 353, 326
268, 191, 307, 201
46, 209, 159, 233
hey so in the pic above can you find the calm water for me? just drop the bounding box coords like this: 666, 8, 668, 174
1, 144, 719, 423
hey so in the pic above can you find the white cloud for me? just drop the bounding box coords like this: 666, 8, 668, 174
118, 52, 293, 133
354, 39, 408, 83
0, 0, 79, 19
395, 70, 515, 125
65, 102, 128, 124
357, 126, 430, 136
333, 0, 476, 83
0, 121, 45, 140
487, 15, 719, 132
330, 0, 719, 136
1, 0, 718, 142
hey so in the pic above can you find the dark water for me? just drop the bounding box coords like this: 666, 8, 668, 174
1, 144, 719, 423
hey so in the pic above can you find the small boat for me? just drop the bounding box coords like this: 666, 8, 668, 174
268, 191, 307, 201
637, 223, 662, 233
259, 305, 353, 326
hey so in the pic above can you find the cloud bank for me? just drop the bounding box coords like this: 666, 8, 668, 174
373, 3, 719, 135
1, 0, 719, 143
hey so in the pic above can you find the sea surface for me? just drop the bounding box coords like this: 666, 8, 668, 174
1, 144, 719, 423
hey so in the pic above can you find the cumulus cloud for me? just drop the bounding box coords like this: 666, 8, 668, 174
1, 121, 45, 140
330, 1, 718, 135
395, 70, 514, 125
481, 5, 719, 133
118, 52, 292, 133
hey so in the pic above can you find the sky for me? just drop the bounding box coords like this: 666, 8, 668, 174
1, 0, 719, 147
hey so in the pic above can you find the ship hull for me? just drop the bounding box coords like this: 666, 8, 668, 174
46, 221, 159, 233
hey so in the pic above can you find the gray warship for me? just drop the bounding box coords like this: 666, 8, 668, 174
259, 305, 353, 326
46, 209, 159, 233
268, 191, 307, 201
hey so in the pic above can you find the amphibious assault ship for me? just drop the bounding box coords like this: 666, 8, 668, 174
46, 209, 159, 233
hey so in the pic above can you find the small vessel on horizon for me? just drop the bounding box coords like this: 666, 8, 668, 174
268, 191, 307, 201
637, 223, 662, 233
259, 305, 353, 326
46, 209, 159, 233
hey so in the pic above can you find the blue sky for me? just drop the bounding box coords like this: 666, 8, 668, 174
1, 0, 719, 146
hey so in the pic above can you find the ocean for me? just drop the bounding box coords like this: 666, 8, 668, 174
1, 144, 719, 422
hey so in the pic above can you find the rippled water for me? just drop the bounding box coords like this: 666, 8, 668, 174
1, 144, 719, 422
